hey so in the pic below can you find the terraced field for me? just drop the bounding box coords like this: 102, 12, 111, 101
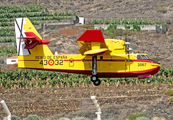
0, 5, 75, 44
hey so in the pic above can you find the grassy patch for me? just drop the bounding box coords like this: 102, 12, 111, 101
169, 97, 173, 104
102, 24, 136, 38
127, 113, 145, 120
136, 117, 150, 120
82, 23, 94, 29
157, 7, 167, 13
166, 89, 173, 96
171, 4, 173, 8
104, 5, 110, 10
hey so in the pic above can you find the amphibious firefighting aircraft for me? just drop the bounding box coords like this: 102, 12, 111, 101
14, 18, 160, 86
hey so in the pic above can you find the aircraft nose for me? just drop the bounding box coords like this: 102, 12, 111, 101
152, 63, 160, 67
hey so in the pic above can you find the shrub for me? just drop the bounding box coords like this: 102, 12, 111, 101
169, 97, 173, 104
127, 113, 145, 120
136, 117, 150, 120
11, 115, 20, 120
82, 23, 94, 29
26, 115, 39, 120
157, 7, 167, 13
59, 117, 70, 120
166, 89, 173, 96
72, 117, 89, 120
150, 56, 162, 62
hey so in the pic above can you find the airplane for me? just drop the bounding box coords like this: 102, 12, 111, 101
14, 18, 161, 86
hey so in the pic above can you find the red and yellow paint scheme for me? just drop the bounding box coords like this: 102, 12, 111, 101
15, 18, 160, 86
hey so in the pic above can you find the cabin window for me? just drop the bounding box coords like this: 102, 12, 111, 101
100, 56, 103, 61
137, 55, 142, 59
11, 60, 16, 62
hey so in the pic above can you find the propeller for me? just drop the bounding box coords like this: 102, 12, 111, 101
124, 36, 133, 73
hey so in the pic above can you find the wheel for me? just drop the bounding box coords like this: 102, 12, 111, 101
91, 75, 98, 82
93, 79, 101, 86
147, 78, 151, 83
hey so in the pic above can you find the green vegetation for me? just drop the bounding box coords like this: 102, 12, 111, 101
92, 19, 165, 26
166, 89, 173, 96
0, 28, 14, 37
157, 7, 167, 13
0, 47, 17, 56
0, 5, 76, 43
59, 117, 70, 120
82, 23, 94, 29
136, 117, 150, 120
102, 24, 136, 38
127, 113, 145, 120
150, 56, 162, 62
169, 98, 173, 104
104, 5, 110, 10
11, 115, 20, 120
26, 115, 39, 120
72, 117, 89, 120
0, 66, 173, 89
0, 5, 44, 13
0, 38, 15, 43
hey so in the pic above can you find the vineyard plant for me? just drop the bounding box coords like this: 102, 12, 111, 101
0, 47, 17, 56
92, 19, 166, 26
0, 5, 75, 43
0, 67, 173, 89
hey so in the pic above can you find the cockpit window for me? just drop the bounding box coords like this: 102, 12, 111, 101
145, 55, 150, 59
137, 55, 142, 59
137, 55, 150, 59
141, 55, 147, 59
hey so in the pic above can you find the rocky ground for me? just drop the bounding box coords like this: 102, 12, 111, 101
0, 85, 173, 120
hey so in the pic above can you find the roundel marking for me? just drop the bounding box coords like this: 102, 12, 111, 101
48, 59, 54, 66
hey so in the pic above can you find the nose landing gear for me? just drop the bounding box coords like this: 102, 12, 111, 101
147, 77, 151, 83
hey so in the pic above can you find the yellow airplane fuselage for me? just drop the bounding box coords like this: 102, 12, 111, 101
15, 18, 160, 80
18, 45, 160, 78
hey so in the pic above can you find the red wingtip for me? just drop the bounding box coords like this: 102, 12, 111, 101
41, 40, 49, 44
77, 30, 104, 42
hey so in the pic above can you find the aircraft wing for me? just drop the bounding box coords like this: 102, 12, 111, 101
84, 48, 108, 56
77, 30, 109, 56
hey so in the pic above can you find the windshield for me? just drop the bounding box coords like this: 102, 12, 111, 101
137, 55, 150, 59
137, 55, 142, 59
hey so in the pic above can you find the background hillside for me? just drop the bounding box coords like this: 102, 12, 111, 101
0, 1, 173, 120
0, 0, 173, 68
0, 0, 173, 19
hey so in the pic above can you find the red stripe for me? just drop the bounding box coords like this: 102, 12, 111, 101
64, 60, 82, 61
130, 59, 157, 63
64, 59, 155, 63
18, 67, 160, 78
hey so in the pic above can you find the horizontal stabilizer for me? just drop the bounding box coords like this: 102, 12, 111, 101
19, 32, 49, 49
84, 48, 108, 56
